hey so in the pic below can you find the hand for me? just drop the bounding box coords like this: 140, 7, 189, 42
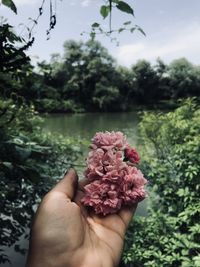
26, 169, 136, 267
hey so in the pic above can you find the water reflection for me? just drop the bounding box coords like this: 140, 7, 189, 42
43, 111, 140, 145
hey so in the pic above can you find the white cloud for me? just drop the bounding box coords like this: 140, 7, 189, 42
116, 22, 200, 67
69, 0, 76, 6
69, 0, 93, 7
81, 0, 92, 7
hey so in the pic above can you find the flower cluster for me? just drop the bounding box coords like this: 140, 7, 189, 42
81, 131, 147, 215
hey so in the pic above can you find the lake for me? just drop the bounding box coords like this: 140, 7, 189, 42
43, 111, 140, 145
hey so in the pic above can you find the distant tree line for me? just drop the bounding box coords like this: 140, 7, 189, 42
1, 39, 200, 112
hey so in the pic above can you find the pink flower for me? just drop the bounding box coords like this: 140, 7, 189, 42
91, 131, 128, 150
121, 187, 147, 205
82, 180, 122, 215
121, 166, 147, 188
84, 148, 105, 180
81, 131, 147, 215
124, 146, 140, 164
85, 148, 125, 181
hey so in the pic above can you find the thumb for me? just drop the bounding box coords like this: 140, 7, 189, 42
51, 168, 78, 200
118, 204, 137, 228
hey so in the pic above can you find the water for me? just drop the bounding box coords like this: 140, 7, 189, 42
43, 111, 140, 145
3, 111, 148, 267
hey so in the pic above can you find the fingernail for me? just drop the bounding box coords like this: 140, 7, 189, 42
64, 168, 73, 176
64, 169, 69, 175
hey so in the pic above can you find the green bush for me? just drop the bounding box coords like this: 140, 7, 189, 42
0, 98, 81, 264
122, 99, 200, 267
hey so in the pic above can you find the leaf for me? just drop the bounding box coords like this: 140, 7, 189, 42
2, 0, 17, 14
118, 28, 124, 33
15, 146, 32, 161
2, 161, 13, 170
30, 145, 51, 152
136, 26, 146, 36
90, 31, 95, 40
123, 21, 131, 25
28, 168, 43, 182
130, 27, 136, 33
116, 1, 134, 16
100, 5, 110, 19
91, 22, 100, 28
19, 165, 41, 182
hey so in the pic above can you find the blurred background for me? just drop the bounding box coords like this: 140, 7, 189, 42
0, 1, 200, 266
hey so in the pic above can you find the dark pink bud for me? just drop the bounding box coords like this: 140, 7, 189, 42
124, 147, 140, 164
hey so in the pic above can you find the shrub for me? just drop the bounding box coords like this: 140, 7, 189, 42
122, 99, 200, 267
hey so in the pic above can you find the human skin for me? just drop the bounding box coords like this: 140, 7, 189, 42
26, 169, 136, 267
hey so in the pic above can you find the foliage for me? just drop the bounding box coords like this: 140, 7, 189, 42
92, 84, 120, 111
131, 60, 159, 104
0, 22, 33, 73
89, 0, 145, 42
0, 98, 81, 263
100, 0, 134, 19
35, 40, 120, 112
168, 58, 200, 99
2, 0, 17, 14
122, 99, 200, 267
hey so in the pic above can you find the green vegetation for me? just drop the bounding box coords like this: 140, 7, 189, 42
0, 98, 81, 264
122, 99, 200, 267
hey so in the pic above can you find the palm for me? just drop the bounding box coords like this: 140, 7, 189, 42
49, 181, 134, 267
65, 188, 130, 267
27, 170, 135, 267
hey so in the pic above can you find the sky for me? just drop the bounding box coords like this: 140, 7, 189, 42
1, 0, 200, 67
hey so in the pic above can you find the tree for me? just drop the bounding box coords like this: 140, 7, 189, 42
47, 39, 118, 111
168, 58, 200, 99
154, 58, 171, 100
132, 60, 159, 104
0, 22, 33, 73
114, 66, 137, 110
